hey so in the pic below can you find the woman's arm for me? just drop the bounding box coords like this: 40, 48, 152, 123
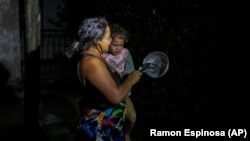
80, 56, 141, 104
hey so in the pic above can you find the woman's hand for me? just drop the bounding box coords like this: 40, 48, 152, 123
126, 70, 142, 85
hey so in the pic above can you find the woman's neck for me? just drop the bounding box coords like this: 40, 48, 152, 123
84, 47, 102, 58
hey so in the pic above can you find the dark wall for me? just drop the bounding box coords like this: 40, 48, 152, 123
0, 0, 22, 86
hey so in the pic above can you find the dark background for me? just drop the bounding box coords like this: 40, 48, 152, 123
25, 0, 248, 141
47, 0, 241, 124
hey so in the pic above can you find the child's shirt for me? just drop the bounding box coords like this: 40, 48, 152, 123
102, 48, 134, 77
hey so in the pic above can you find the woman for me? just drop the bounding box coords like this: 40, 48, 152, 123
65, 17, 141, 141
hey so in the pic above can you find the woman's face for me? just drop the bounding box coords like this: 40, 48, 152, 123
99, 26, 112, 53
109, 37, 124, 56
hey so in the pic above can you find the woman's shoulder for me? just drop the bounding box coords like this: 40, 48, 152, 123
81, 55, 106, 68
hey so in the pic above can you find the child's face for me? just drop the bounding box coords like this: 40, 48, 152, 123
109, 37, 124, 55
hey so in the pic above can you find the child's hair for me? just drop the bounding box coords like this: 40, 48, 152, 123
110, 24, 129, 43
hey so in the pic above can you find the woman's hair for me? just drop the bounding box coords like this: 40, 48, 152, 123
110, 24, 129, 43
65, 17, 108, 58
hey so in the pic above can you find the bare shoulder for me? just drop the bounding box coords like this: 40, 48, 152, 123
79, 56, 118, 91
81, 56, 106, 69
79, 56, 107, 76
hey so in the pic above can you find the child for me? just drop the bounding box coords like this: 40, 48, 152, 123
102, 24, 136, 141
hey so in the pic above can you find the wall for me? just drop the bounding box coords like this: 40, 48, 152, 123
42, 0, 67, 30
0, 0, 22, 86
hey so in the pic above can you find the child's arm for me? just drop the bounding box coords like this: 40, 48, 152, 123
123, 49, 135, 76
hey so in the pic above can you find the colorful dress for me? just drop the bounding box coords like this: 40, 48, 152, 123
77, 53, 126, 141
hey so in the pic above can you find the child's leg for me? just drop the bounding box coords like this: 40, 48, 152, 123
124, 96, 136, 141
